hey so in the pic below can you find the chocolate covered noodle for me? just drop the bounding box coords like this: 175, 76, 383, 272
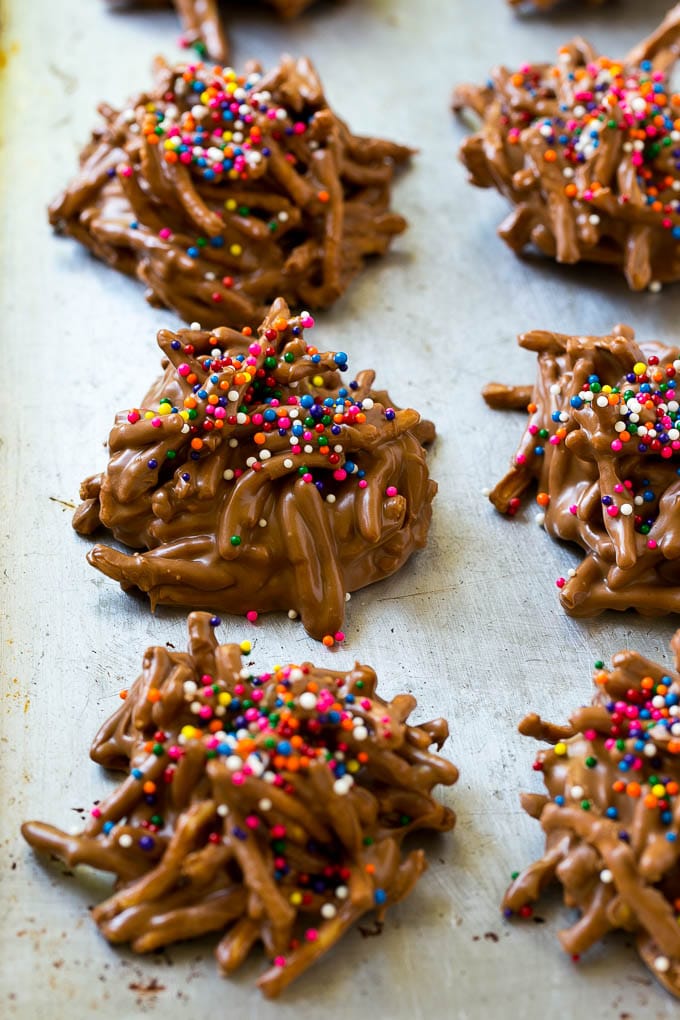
504, 634, 680, 998
483, 324, 680, 616
22, 612, 458, 997
74, 299, 437, 643
454, 5, 680, 291
49, 56, 411, 328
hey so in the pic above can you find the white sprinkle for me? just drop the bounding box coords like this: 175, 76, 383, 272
620, 504, 633, 517
599, 869, 613, 884
236, 412, 247, 425
226, 755, 242, 772
335, 885, 349, 900
228, 389, 239, 402
190, 321, 201, 331
217, 804, 229, 817
321, 903, 337, 919
362, 398, 374, 409
655, 956, 670, 974
183, 680, 198, 695
649, 281, 662, 294
118, 833, 133, 848
259, 449, 271, 460
345, 592, 351, 602
258, 798, 272, 812
299, 692, 317, 710
283, 458, 293, 469
535, 513, 545, 527
353, 726, 368, 741
229, 438, 239, 448
570, 785, 584, 800
326, 494, 337, 504
223, 469, 234, 481
588, 214, 600, 226
258, 518, 267, 527
190, 701, 202, 715
288, 609, 298, 619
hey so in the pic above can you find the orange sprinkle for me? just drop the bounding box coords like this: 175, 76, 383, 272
626, 782, 641, 798
536, 492, 550, 507
147, 688, 162, 703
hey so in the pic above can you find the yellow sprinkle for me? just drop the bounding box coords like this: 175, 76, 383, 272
652, 784, 666, 798
633, 362, 647, 375
180, 409, 190, 421
347, 760, 360, 773
145, 102, 156, 112
225, 198, 237, 211
240, 640, 252, 654
602, 385, 612, 394
181, 725, 198, 739
144, 411, 154, 420
554, 742, 567, 756
218, 692, 232, 706
158, 404, 171, 415
312, 375, 324, 387
230, 244, 243, 256
289, 892, 303, 905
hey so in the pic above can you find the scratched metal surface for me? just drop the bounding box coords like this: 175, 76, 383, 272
2, 0, 680, 1016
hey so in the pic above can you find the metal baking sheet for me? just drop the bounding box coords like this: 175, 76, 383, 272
2, 0, 680, 1016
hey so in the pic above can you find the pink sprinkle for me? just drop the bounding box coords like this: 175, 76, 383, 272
569, 504, 578, 515
647, 539, 658, 549
333, 469, 347, 481
178, 363, 190, 377
274, 956, 286, 968
246, 610, 258, 623
159, 227, 172, 240
358, 479, 368, 488
556, 577, 566, 589
385, 486, 398, 497
516, 453, 527, 465
91, 807, 101, 818
334, 631, 345, 642
127, 410, 140, 424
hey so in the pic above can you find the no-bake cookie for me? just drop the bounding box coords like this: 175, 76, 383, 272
503, 634, 680, 998
49, 56, 410, 328
483, 324, 680, 616
22, 612, 458, 997
108, 0, 323, 64
454, 5, 680, 291
74, 299, 437, 642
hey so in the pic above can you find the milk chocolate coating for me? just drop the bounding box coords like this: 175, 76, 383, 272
49, 56, 411, 329
22, 612, 458, 998
483, 324, 680, 617
108, 0, 323, 64
73, 298, 437, 641
503, 634, 680, 999
453, 5, 680, 290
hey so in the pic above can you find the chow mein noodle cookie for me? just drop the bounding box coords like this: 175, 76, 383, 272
22, 613, 458, 998
74, 299, 437, 642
